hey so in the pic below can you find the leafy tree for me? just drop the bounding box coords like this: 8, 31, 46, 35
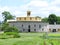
42, 17, 48, 22
1, 11, 18, 32
48, 14, 57, 24
56, 16, 60, 24
2, 11, 14, 23
1, 11, 20, 38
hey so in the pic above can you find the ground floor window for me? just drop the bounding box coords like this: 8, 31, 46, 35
42, 28, 44, 31
49, 29, 51, 32
58, 29, 60, 32
34, 29, 36, 32
23, 29, 25, 31
28, 29, 30, 32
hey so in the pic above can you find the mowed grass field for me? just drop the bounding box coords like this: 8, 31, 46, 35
0, 33, 60, 45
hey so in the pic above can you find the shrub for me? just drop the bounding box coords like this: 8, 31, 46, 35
4, 26, 19, 33
5, 32, 20, 38
0, 34, 8, 39
42, 32, 48, 39
0, 32, 20, 39
13, 33, 20, 38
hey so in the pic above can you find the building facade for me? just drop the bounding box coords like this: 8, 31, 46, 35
48, 24, 60, 32
8, 11, 60, 32
9, 21, 49, 32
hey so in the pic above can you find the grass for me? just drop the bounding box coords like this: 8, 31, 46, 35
48, 33, 60, 36
0, 33, 60, 45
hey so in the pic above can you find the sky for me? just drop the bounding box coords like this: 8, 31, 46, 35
0, 0, 60, 21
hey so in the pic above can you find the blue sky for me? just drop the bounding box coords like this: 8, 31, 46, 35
0, 0, 60, 21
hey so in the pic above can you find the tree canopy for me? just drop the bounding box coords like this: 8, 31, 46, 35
42, 14, 60, 24
42, 17, 48, 22
48, 14, 57, 24
2, 11, 14, 23
1, 11, 19, 33
56, 16, 60, 24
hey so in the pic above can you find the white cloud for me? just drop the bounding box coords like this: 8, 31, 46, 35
0, 0, 60, 21
27, 0, 48, 7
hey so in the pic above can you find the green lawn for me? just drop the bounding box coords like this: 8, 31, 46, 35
0, 33, 60, 45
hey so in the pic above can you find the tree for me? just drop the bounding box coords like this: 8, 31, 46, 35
1, 11, 20, 38
2, 11, 14, 23
56, 16, 60, 24
42, 17, 48, 22
48, 14, 57, 24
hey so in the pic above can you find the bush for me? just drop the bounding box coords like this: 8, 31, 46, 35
4, 26, 19, 33
42, 32, 48, 39
13, 33, 20, 38
5, 32, 20, 38
0, 32, 20, 39
0, 34, 8, 39
1, 23, 20, 38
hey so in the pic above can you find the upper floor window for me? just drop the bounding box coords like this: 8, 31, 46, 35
30, 17, 32, 20
34, 24, 36, 27
24, 18, 26, 20
35, 17, 37, 20
19, 18, 21, 20
28, 25, 30, 28
39, 25, 41, 28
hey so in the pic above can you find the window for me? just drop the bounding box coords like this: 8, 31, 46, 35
19, 18, 21, 20
39, 25, 41, 28
49, 29, 51, 32
28, 29, 30, 32
22, 24, 23, 27
30, 17, 32, 20
27, 12, 30, 15
58, 29, 60, 31
34, 29, 36, 31
42, 28, 44, 31
28, 25, 30, 28
34, 24, 36, 27
35, 17, 37, 20
24, 18, 26, 20
23, 29, 25, 31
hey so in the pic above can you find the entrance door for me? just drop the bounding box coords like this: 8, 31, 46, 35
52, 29, 56, 32
28, 29, 30, 32
28, 25, 30, 32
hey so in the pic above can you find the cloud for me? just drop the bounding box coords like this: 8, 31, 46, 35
27, 0, 48, 7
0, 0, 60, 21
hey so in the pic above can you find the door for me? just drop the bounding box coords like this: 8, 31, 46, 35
52, 29, 56, 32
28, 25, 30, 32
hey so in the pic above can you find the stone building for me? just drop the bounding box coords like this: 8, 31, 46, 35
48, 24, 60, 32
8, 11, 60, 32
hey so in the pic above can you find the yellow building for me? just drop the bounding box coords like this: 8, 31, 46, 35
16, 11, 41, 21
